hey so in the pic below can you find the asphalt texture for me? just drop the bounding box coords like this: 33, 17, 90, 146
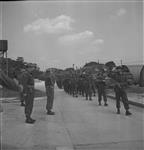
1, 82, 144, 150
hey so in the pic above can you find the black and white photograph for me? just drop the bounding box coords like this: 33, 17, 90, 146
0, 0, 143, 150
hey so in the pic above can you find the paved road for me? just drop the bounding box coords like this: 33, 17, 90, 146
1, 82, 144, 150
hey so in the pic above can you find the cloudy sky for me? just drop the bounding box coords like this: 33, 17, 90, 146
1, 0, 143, 70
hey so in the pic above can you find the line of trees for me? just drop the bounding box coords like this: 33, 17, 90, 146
0, 57, 43, 79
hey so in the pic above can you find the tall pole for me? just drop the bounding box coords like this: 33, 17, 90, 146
73, 64, 74, 70
6, 51, 8, 75
120, 59, 122, 66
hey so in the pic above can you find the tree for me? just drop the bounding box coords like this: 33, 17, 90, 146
16, 57, 24, 62
105, 61, 116, 71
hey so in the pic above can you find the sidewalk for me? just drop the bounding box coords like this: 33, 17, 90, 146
107, 89, 144, 108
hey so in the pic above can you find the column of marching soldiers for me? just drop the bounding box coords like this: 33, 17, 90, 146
56, 70, 132, 117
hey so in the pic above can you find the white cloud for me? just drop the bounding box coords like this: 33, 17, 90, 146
58, 31, 95, 44
24, 15, 74, 34
59, 31, 104, 47
110, 8, 127, 19
117, 8, 126, 16
92, 39, 104, 45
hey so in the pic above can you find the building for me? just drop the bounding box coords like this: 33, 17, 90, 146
127, 65, 144, 86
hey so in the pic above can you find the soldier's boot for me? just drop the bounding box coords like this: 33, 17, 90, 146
99, 102, 101, 106
47, 110, 55, 115
104, 103, 108, 106
25, 117, 35, 124
117, 109, 120, 114
21, 102, 25, 107
125, 110, 132, 116
29, 117, 36, 122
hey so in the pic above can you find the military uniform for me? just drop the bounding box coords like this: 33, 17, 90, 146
17, 73, 25, 106
96, 77, 108, 106
114, 83, 132, 115
45, 73, 55, 115
21, 70, 35, 123
85, 76, 93, 100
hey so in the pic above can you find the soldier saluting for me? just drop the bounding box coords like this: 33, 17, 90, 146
108, 68, 132, 116
114, 82, 132, 115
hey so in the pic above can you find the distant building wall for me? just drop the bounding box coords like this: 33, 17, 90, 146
127, 65, 144, 84
139, 66, 144, 87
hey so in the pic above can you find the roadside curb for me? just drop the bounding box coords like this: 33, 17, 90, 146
0, 96, 47, 103
0, 97, 18, 103
107, 95, 144, 108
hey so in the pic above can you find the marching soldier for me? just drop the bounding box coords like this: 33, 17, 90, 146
82, 73, 92, 100
109, 68, 132, 115
21, 67, 35, 124
114, 82, 132, 115
45, 70, 55, 115
96, 73, 108, 106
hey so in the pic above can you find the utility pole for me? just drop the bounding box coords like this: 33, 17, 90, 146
73, 64, 75, 70
6, 51, 8, 75
120, 59, 122, 66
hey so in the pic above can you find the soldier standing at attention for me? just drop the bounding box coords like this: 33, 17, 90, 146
114, 82, 132, 115
45, 70, 55, 115
21, 67, 35, 124
17, 69, 25, 106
